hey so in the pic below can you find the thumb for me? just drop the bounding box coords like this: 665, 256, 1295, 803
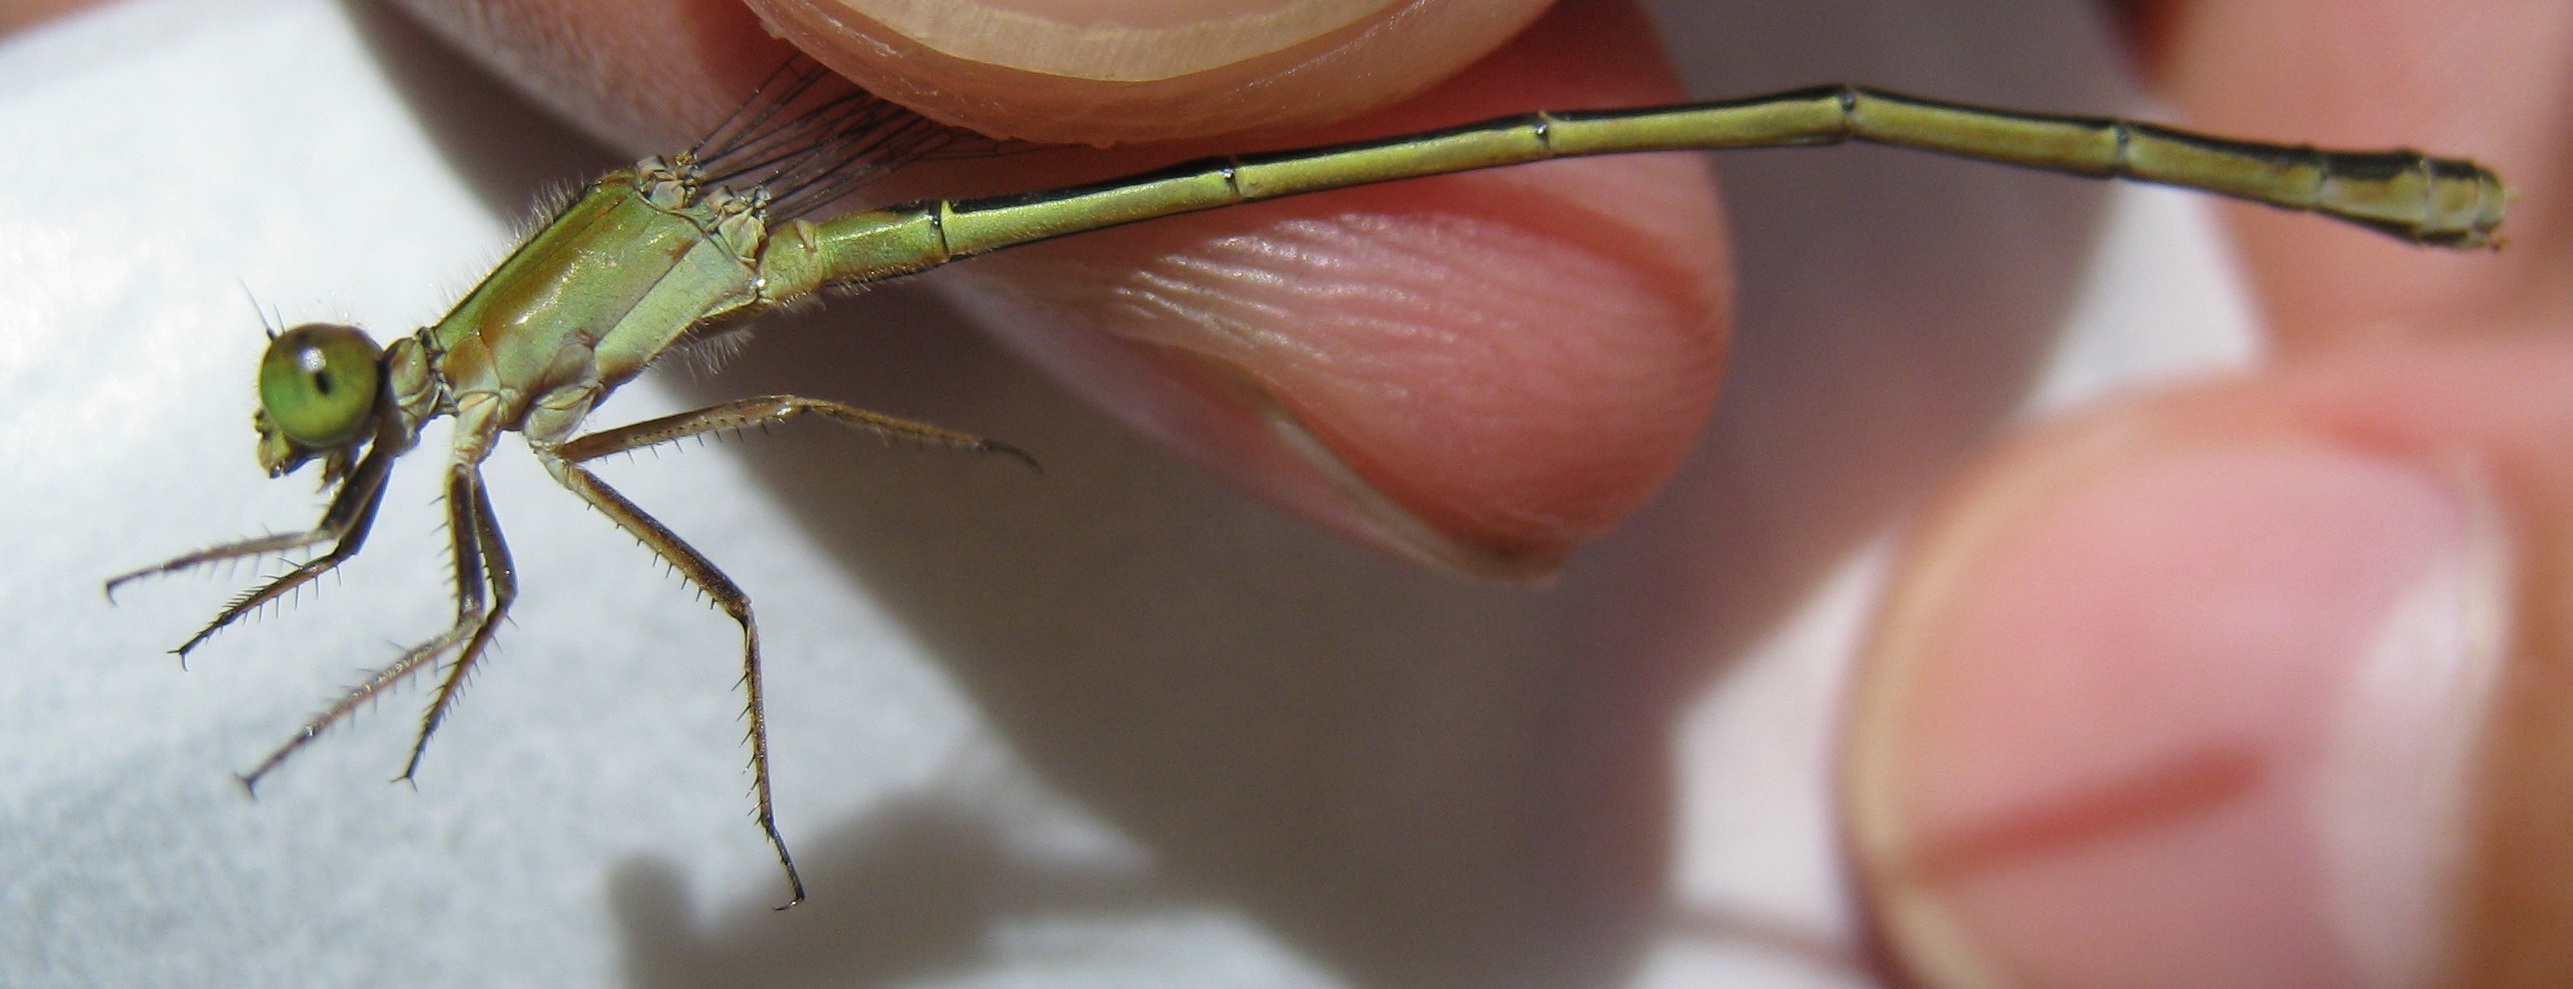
1842, 336, 2573, 988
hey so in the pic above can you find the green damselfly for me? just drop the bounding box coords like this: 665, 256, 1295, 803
107, 59, 2510, 906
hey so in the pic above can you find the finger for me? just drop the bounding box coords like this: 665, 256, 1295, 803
1843, 333, 2573, 989
2124, 0, 2573, 348
397, 0, 1733, 577
747, 0, 1554, 144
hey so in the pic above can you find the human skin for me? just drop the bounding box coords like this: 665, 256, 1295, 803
18, 0, 2573, 985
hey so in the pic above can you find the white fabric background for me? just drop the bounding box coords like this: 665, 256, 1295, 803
0, 0, 2255, 986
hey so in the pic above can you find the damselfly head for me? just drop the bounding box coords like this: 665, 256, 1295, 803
254, 323, 385, 481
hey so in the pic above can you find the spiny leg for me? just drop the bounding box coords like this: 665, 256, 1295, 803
237, 462, 499, 793
536, 448, 804, 907
398, 464, 517, 784
537, 395, 1030, 906
106, 435, 402, 659
552, 394, 1037, 472
238, 634, 449, 794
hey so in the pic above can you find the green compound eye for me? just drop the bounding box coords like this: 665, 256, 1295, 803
258, 323, 384, 449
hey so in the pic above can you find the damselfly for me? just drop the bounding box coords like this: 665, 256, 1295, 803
107, 59, 2510, 906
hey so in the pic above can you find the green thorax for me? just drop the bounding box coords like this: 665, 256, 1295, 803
423, 162, 776, 440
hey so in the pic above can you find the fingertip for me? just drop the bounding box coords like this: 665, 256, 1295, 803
743, 0, 1553, 143
1848, 337, 2573, 989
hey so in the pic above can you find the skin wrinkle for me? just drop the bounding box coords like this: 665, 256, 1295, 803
1295, 238, 1714, 537
1001, 166, 1718, 367
1141, 233, 1361, 346
1106, 225, 1468, 407
1103, 204, 1702, 403
1109, 260, 1323, 368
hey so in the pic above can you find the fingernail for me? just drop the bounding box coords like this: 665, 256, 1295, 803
810, 0, 1389, 81
1850, 441, 2508, 989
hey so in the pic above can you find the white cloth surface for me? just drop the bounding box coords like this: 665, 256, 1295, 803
0, 0, 2254, 986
